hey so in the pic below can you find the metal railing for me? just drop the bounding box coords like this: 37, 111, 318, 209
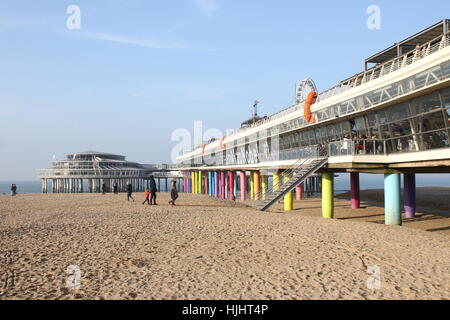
328, 140, 387, 157
252, 145, 328, 202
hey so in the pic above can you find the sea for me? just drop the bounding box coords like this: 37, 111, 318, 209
1, 174, 449, 195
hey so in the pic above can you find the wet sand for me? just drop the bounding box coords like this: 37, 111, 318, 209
0, 192, 449, 300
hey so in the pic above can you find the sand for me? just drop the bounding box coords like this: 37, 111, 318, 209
0, 192, 449, 300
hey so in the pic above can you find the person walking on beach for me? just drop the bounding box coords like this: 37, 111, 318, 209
113, 182, 118, 194
142, 189, 151, 205
11, 184, 17, 196
102, 183, 106, 194
168, 180, 179, 206
126, 182, 134, 202
149, 176, 158, 205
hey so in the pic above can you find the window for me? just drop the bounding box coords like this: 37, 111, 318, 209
412, 92, 442, 115
413, 111, 446, 133
387, 103, 410, 122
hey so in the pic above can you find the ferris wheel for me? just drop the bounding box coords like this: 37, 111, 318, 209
296, 78, 317, 104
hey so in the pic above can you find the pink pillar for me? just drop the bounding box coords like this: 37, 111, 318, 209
220, 171, 225, 199
240, 171, 246, 201
350, 172, 360, 209
229, 171, 235, 200
204, 173, 209, 195
296, 183, 303, 201
214, 172, 219, 197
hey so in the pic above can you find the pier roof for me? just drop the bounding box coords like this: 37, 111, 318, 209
365, 19, 449, 67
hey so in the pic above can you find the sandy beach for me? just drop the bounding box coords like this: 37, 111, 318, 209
1, 191, 449, 300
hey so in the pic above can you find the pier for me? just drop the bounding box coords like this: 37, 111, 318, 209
175, 20, 450, 226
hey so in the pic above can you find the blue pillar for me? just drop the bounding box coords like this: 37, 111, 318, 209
210, 172, 214, 197
384, 173, 402, 226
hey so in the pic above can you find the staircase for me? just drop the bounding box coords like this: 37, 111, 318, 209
254, 156, 328, 212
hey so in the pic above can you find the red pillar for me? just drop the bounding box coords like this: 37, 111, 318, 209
229, 171, 235, 200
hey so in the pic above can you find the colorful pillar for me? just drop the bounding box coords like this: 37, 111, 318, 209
191, 172, 196, 194
250, 171, 255, 200
273, 171, 280, 191
261, 174, 267, 200
284, 174, 293, 211
199, 171, 203, 194
322, 172, 334, 219
254, 171, 261, 201
240, 171, 246, 200
295, 183, 303, 201
220, 171, 225, 199
384, 173, 402, 226
229, 171, 235, 200
214, 172, 219, 197
404, 173, 416, 219
350, 172, 360, 209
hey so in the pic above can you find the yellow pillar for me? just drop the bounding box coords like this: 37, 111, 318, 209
322, 173, 334, 218
191, 172, 196, 194
273, 171, 280, 191
198, 171, 202, 194
284, 174, 293, 211
250, 171, 255, 200
261, 174, 267, 200
254, 171, 261, 201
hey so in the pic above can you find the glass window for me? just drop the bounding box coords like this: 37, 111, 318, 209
412, 92, 442, 115
442, 61, 450, 78
367, 113, 377, 127
413, 111, 446, 133
418, 130, 449, 150
390, 120, 412, 137
442, 87, 450, 109
380, 125, 391, 139
387, 103, 410, 122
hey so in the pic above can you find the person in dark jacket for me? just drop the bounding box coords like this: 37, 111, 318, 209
113, 182, 118, 194
126, 182, 134, 202
149, 176, 158, 205
102, 183, 106, 194
11, 184, 17, 196
168, 180, 178, 206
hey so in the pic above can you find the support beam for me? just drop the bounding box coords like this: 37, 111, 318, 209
254, 171, 260, 201
261, 174, 267, 200
240, 171, 246, 201
250, 171, 255, 200
322, 173, 334, 219
229, 171, 235, 200
350, 172, 361, 209
404, 173, 416, 219
296, 183, 303, 201
384, 173, 402, 226
283, 174, 293, 211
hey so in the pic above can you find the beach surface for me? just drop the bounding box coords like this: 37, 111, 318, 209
1, 191, 449, 300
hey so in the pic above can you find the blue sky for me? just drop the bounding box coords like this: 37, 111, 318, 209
0, 0, 450, 182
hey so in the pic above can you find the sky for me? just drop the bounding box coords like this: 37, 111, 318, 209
0, 0, 450, 182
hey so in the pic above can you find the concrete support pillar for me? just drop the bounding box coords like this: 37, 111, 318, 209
191, 172, 196, 194
229, 171, 235, 200
322, 173, 334, 219
384, 173, 402, 226
404, 173, 416, 219
240, 171, 246, 201
261, 174, 267, 200
273, 171, 280, 192
254, 171, 261, 201
250, 171, 255, 200
220, 171, 225, 199
284, 175, 293, 211
350, 172, 361, 209
214, 171, 220, 198
296, 183, 303, 201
